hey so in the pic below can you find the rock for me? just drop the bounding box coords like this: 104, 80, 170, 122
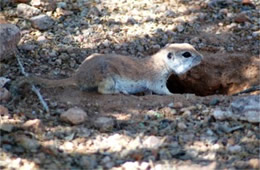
177, 122, 187, 130
55, 8, 73, 16
57, 2, 67, 9
0, 77, 10, 87
209, 98, 220, 106
121, 161, 139, 170
30, 0, 41, 7
227, 145, 242, 153
0, 105, 9, 115
0, 0, 15, 8
88, 6, 101, 17
165, 10, 175, 17
159, 107, 177, 116
234, 12, 250, 23
60, 141, 74, 151
230, 95, 260, 123
19, 44, 37, 51
171, 161, 217, 170
101, 156, 111, 164
208, 0, 232, 7
190, 37, 200, 44
139, 162, 150, 169
167, 102, 174, 108
0, 123, 13, 132
143, 136, 163, 149
30, 14, 54, 31
31, 0, 56, 11
177, 24, 184, 32
126, 17, 137, 25
17, 3, 41, 18
174, 102, 183, 108
80, 156, 97, 169
93, 116, 115, 131
252, 30, 260, 38
213, 108, 232, 121
219, 8, 228, 15
242, 0, 255, 7
249, 158, 260, 169
213, 99, 260, 123
0, 14, 7, 24
23, 119, 44, 132
15, 134, 40, 151
0, 24, 20, 61
0, 88, 11, 102
37, 35, 48, 43
60, 107, 88, 125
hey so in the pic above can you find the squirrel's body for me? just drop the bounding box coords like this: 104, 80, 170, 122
20, 43, 203, 95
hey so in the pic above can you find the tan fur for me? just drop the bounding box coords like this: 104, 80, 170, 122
22, 43, 203, 95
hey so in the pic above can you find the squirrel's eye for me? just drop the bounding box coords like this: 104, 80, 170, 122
167, 52, 173, 59
182, 52, 192, 58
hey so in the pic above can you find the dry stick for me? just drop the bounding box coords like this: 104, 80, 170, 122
232, 85, 260, 96
15, 49, 49, 112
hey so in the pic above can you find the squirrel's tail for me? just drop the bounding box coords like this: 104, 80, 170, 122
29, 75, 77, 88
10, 75, 77, 96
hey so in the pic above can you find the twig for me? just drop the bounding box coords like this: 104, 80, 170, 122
15, 49, 49, 112
232, 85, 260, 96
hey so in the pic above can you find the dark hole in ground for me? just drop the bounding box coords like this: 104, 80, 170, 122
167, 74, 187, 95
166, 74, 228, 96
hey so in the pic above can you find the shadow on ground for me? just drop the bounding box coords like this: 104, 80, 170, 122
1, 0, 259, 169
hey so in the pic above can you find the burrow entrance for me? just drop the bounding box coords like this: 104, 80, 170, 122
166, 51, 260, 96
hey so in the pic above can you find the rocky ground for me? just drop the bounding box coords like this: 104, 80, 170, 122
0, 0, 260, 169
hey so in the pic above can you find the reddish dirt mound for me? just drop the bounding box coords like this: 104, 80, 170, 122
168, 51, 260, 96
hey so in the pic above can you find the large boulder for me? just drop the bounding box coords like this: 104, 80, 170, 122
0, 24, 21, 61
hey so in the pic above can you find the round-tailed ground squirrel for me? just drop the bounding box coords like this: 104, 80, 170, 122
16, 43, 203, 95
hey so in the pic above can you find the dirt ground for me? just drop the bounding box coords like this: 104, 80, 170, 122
1, 0, 260, 169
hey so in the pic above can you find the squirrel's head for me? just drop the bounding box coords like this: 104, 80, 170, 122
159, 43, 203, 74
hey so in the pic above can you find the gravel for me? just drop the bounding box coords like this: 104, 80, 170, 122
1, 0, 260, 169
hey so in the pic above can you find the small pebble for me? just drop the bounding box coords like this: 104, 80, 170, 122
15, 134, 40, 151
234, 12, 250, 23
143, 136, 163, 148
0, 123, 13, 132
249, 158, 260, 169
93, 116, 115, 132
37, 36, 48, 44
177, 25, 184, 32
23, 119, 44, 132
30, 14, 55, 31
0, 105, 9, 115
174, 102, 183, 108
177, 122, 187, 130
227, 145, 242, 153
80, 156, 97, 169
57, 2, 67, 9
30, 0, 41, 7
60, 107, 88, 125
252, 30, 260, 38
0, 88, 11, 102
0, 24, 21, 61
17, 3, 41, 18
209, 98, 220, 106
